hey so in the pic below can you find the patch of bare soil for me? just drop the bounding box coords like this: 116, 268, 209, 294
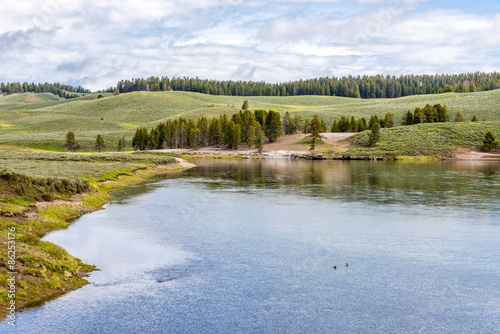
0, 207, 39, 224
23, 96, 41, 103
450, 148, 500, 160
36, 196, 84, 210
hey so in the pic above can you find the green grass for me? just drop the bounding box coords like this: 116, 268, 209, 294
1, 90, 500, 151
346, 121, 500, 156
0, 151, 175, 179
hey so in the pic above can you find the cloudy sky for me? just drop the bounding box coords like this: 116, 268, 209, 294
1, 0, 500, 91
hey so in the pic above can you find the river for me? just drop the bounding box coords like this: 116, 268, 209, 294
3, 159, 500, 333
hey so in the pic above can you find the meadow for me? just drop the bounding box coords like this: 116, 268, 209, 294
1, 90, 499, 151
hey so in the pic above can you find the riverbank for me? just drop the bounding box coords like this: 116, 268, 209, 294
147, 147, 499, 162
142, 129, 500, 161
0, 153, 195, 322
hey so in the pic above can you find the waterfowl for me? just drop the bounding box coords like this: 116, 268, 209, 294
333, 266, 337, 270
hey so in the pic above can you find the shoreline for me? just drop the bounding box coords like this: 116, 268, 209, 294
0, 159, 195, 322
146, 147, 500, 162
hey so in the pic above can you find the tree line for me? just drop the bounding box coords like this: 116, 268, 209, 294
131, 108, 284, 152
330, 113, 395, 133
402, 103, 488, 125
0, 82, 90, 98
113, 72, 500, 98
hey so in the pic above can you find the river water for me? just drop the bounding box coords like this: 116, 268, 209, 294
2, 159, 500, 333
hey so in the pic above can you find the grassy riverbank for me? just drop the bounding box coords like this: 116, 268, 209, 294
0, 150, 192, 321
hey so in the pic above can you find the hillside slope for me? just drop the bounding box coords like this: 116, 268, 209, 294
1, 90, 499, 151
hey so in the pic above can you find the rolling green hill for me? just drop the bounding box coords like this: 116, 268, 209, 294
1, 90, 499, 151
347, 121, 500, 156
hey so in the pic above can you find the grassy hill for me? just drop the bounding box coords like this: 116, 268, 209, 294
1, 90, 499, 151
346, 121, 500, 156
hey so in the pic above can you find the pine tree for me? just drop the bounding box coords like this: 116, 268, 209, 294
471, 114, 478, 122
384, 113, 394, 128
350, 116, 358, 132
344, 117, 351, 132
213, 118, 223, 146
413, 108, 425, 124
149, 128, 158, 149
117, 137, 123, 151
404, 110, 414, 125
65, 131, 76, 152
265, 110, 282, 142
458, 82, 465, 93
132, 128, 140, 150
254, 109, 267, 127
283, 112, 297, 134
226, 121, 241, 149
303, 119, 309, 133
369, 115, 380, 128
442, 104, 450, 122
242, 99, 249, 110
293, 115, 303, 132
331, 120, 339, 132
132, 127, 149, 150
186, 119, 198, 148
368, 123, 381, 147
469, 81, 477, 92
320, 118, 327, 132
309, 115, 322, 139
482, 131, 499, 152
220, 114, 230, 145
423, 104, 437, 123
247, 123, 256, 149
197, 117, 209, 147
95, 134, 105, 153
357, 119, 366, 132
454, 109, 465, 122
255, 123, 265, 153
309, 136, 316, 153
309, 115, 322, 152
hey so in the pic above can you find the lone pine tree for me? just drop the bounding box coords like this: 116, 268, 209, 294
65, 131, 77, 152
95, 134, 105, 153
454, 109, 465, 122
368, 123, 382, 147
482, 131, 499, 152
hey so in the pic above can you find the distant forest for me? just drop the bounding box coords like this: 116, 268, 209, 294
0, 82, 91, 98
114, 72, 500, 99
2, 72, 500, 100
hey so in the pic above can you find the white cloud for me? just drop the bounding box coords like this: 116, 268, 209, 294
0, 1, 499, 90
289, 43, 370, 56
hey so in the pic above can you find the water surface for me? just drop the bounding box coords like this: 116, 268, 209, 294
3, 159, 499, 333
